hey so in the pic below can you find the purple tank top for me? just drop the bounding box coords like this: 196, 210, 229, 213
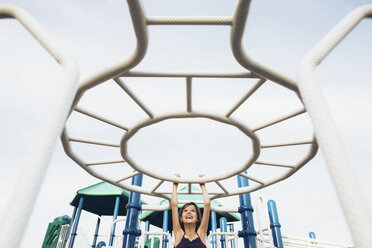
175, 234, 206, 248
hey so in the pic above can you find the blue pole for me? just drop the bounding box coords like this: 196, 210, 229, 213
219, 217, 227, 248
309, 231, 317, 245
228, 223, 236, 248
211, 211, 217, 248
267, 200, 283, 248
162, 210, 169, 248
109, 196, 121, 246
237, 173, 257, 248
63, 207, 77, 248
145, 220, 150, 242
122, 173, 143, 248
68, 197, 84, 248
92, 216, 101, 248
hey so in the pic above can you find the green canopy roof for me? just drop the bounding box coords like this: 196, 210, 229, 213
70, 182, 146, 216
139, 186, 240, 232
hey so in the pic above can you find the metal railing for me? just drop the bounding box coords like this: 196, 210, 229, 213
298, 5, 372, 248
138, 231, 173, 248
0, 5, 79, 248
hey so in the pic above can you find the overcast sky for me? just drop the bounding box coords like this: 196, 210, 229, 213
1, 0, 371, 247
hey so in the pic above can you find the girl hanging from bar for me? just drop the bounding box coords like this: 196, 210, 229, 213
171, 174, 211, 248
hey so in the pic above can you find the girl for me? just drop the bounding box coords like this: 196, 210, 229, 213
171, 175, 211, 248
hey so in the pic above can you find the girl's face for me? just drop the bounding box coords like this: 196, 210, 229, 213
180, 204, 198, 224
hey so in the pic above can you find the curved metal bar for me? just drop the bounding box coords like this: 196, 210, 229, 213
61, 130, 167, 198
114, 78, 154, 118
238, 173, 264, 186
74, 106, 129, 130
71, 0, 149, 107
86, 160, 125, 166
146, 16, 232, 26
150, 180, 165, 194
0, 6, 79, 248
225, 78, 266, 118
230, 0, 297, 91
186, 77, 192, 113
252, 108, 306, 132
298, 5, 372, 248
215, 181, 230, 195
121, 71, 259, 78
254, 161, 295, 169
68, 137, 120, 147
210, 139, 318, 200
116, 171, 141, 183
261, 140, 313, 148
120, 112, 261, 184
63, 107, 317, 200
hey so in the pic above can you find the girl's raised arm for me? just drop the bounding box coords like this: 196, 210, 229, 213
197, 182, 211, 241
171, 181, 183, 244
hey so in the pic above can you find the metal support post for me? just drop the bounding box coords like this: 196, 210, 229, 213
228, 223, 236, 248
145, 220, 150, 242
211, 211, 217, 248
267, 200, 283, 248
109, 196, 121, 246
237, 173, 257, 248
68, 197, 84, 248
92, 216, 101, 248
63, 207, 77, 248
220, 217, 227, 248
309, 231, 317, 245
122, 173, 143, 248
162, 210, 169, 248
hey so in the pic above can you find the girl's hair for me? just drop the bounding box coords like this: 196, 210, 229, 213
178, 202, 202, 231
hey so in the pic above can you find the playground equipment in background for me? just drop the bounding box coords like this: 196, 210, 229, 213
42, 216, 71, 248
1, 1, 372, 247
41, 182, 353, 248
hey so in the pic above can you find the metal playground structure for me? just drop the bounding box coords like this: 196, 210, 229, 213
1, 0, 372, 247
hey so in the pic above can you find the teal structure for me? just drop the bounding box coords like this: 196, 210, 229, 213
41, 215, 71, 248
